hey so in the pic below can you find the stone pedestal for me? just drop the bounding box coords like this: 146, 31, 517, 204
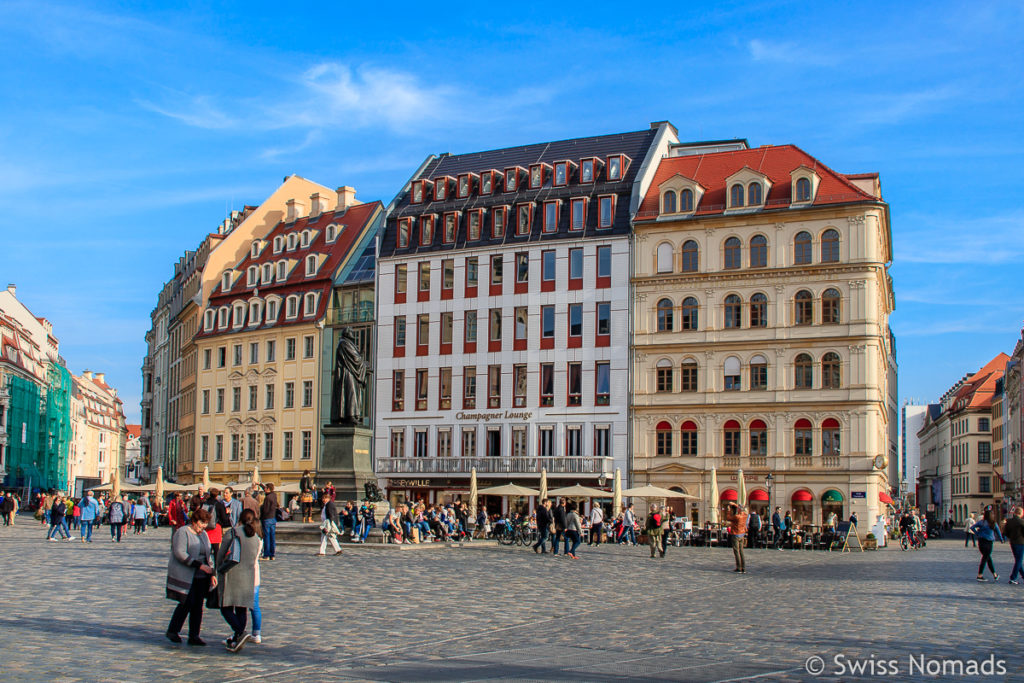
319, 424, 375, 502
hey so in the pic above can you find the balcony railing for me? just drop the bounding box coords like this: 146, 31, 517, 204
326, 303, 374, 326
376, 456, 614, 477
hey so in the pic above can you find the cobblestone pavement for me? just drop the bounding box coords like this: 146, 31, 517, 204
1, 518, 1022, 682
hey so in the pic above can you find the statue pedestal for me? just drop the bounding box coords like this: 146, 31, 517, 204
320, 424, 375, 502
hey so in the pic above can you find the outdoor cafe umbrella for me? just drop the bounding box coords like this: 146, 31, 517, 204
202, 465, 210, 489
539, 468, 548, 501
155, 466, 164, 500
111, 466, 121, 500
547, 484, 607, 498
737, 469, 747, 508
275, 481, 301, 494
252, 465, 260, 486
709, 467, 720, 524
612, 468, 622, 517
476, 484, 540, 497
468, 467, 478, 520
621, 485, 698, 499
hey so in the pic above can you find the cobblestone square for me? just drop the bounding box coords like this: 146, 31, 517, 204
0, 521, 1021, 682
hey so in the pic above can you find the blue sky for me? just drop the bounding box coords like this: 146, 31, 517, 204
1, 1, 1022, 422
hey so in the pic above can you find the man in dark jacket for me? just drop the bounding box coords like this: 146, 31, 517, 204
551, 499, 567, 556
771, 507, 785, 550
259, 483, 279, 560
533, 499, 553, 554
47, 494, 70, 540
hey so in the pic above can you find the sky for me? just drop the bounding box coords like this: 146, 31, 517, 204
0, 1, 1022, 423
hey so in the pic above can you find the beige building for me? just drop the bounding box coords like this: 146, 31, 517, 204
631, 142, 896, 527
194, 188, 382, 486
70, 370, 126, 490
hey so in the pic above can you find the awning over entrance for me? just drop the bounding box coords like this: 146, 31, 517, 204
792, 490, 813, 502
822, 490, 843, 503
720, 489, 738, 501
879, 492, 895, 505
749, 489, 769, 502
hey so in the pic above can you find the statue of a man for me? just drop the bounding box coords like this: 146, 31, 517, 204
331, 327, 367, 424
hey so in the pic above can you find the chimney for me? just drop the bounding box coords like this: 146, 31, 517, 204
82, 370, 93, 380
336, 186, 358, 211
309, 192, 329, 217
285, 199, 306, 222
95, 372, 105, 384
6, 284, 15, 296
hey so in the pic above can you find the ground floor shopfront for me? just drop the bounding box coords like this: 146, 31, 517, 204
383, 476, 615, 517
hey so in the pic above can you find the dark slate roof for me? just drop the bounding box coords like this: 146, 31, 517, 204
380, 128, 660, 259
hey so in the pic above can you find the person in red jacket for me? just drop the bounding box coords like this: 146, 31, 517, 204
167, 493, 188, 533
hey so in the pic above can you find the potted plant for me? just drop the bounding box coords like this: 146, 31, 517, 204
864, 532, 878, 550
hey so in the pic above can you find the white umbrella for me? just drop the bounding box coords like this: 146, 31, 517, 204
477, 484, 540, 496
621, 485, 698, 499
276, 481, 301, 494
710, 467, 720, 524
612, 468, 622, 518
737, 469, 747, 508
202, 465, 210, 489
468, 467, 478, 520
155, 466, 164, 500
547, 484, 607, 498
539, 468, 548, 501
111, 466, 121, 501
252, 465, 260, 486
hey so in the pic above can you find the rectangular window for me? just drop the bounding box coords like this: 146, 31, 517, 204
595, 426, 609, 458
441, 312, 453, 347
486, 428, 501, 458
543, 201, 558, 233
200, 435, 208, 462
514, 306, 528, 343
303, 335, 314, 359
443, 213, 457, 243
439, 367, 452, 410
411, 181, 424, 204
567, 362, 582, 406
570, 198, 586, 231
595, 362, 610, 406
657, 366, 673, 393
301, 430, 312, 459
468, 210, 481, 240
415, 369, 428, 410
569, 248, 583, 280
581, 158, 594, 183
203, 349, 211, 370
540, 363, 554, 406
541, 306, 555, 339
390, 429, 404, 459
392, 371, 405, 410
516, 252, 529, 284
434, 178, 447, 201
218, 347, 226, 367
795, 428, 813, 456
395, 264, 407, 296
263, 432, 273, 461
397, 218, 411, 248
750, 362, 767, 390
539, 427, 554, 457
265, 383, 274, 409
568, 303, 583, 338
285, 338, 296, 360
598, 196, 614, 228
513, 364, 527, 407
232, 387, 241, 412
554, 161, 568, 186
490, 255, 503, 286
216, 388, 224, 413
465, 310, 478, 344
414, 430, 428, 458
492, 206, 506, 238
530, 164, 543, 189
419, 215, 433, 246
266, 340, 275, 362
463, 366, 476, 409
233, 344, 242, 366
202, 390, 210, 414
979, 418, 990, 432
480, 171, 493, 195
282, 432, 293, 460
505, 168, 518, 192
302, 380, 313, 407
980, 476, 991, 493
488, 365, 501, 409
489, 308, 502, 342
418, 262, 430, 293
466, 257, 478, 289
462, 427, 477, 458
395, 316, 407, 348
417, 314, 429, 349
542, 250, 556, 282
979, 442, 991, 464
607, 155, 622, 180
438, 428, 452, 458
513, 426, 528, 458
249, 342, 259, 364
215, 435, 223, 461
442, 259, 454, 292
230, 434, 240, 461
566, 426, 582, 457
516, 204, 531, 236
248, 385, 258, 411
284, 381, 294, 409
247, 433, 257, 461
596, 302, 611, 336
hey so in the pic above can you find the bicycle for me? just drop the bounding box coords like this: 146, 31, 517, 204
899, 529, 924, 550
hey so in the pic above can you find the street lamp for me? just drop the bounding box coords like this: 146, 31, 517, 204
765, 472, 774, 514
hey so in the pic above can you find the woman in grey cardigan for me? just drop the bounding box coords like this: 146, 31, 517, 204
216, 508, 263, 652
165, 508, 217, 645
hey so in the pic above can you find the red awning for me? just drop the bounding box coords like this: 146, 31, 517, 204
749, 489, 769, 501
720, 489, 738, 501
879, 492, 895, 505
792, 490, 813, 502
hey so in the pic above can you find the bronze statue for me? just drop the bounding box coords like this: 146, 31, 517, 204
331, 327, 367, 424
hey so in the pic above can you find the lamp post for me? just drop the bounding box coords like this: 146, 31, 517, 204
765, 472, 774, 517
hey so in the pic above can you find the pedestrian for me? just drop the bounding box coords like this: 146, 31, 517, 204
849, 511, 859, 528
300, 470, 314, 523
78, 490, 99, 543
133, 497, 148, 534
242, 488, 259, 517
165, 508, 217, 646
317, 494, 343, 556
971, 507, 1004, 582
564, 501, 583, 559
474, 506, 487, 539
259, 483, 279, 560
42, 491, 54, 527
108, 494, 127, 542
1004, 506, 1024, 585
589, 504, 604, 546
551, 499, 567, 555
217, 508, 263, 652
620, 503, 637, 545
533, 499, 552, 554
771, 506, 784, 550
137, 494, 151, 533
71, 498, 81, 530
726, 503, 749, 573
783, 510, 794, 547
659, 505, 672, 557
0, 491, 15, 526
47, 493, 71, 541
965, 513, 977, 548
646, 505, 663, 559
747, 508, 762, 549
167, 492, 187, 534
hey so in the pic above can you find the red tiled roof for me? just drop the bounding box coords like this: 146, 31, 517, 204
636, 144, 880, 219
126, 424, 142, 439
950, 353, 1010, 413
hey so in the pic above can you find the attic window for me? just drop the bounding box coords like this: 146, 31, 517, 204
232, 303, 246, 327
304, 292, 318, 316
273, 236, 283, 253
261, 264, 273, 284
419, 215, 434, 246
411, 180, 425, 204
680, 189, 694, 212
457, 174, 471, 198
218, 307, 229, 328
796, 177, 812, 202
443, 212, 458, 243
287, 234, 297, 250
730, 184, 744, 208
504, 168, 518, 192
325, 224, 339, 243
250, 242, 261, 258
580, 158, 595, 183
266, 299, 279, 322
305, 254, 318, 276
300, 230, 310, 248
434, 178, 448, 201
467, 210, 482, 241
480, 171, 494, 195
247, 266, 258, 287
397, 218, 411, 248
607, 155, 623, 181
493, 206, 507, 238
748, 183, 763, 205
553, 162, 568, 186
222, 272, 232, 292
570, 198, 586, 231
529, 164, 543, 189
204, 310, 214, 331
277, 261, 287, 281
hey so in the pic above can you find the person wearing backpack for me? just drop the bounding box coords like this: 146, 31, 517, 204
216, 508, 262, 652
108, 495, 127, 542
747, 509, 762, 549
646, 506, 664, 558
78, 491, 99, 543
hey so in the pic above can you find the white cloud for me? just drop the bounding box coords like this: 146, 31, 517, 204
894, 211, 1024, 264
747, 39, 836, 66
137, 95, 237, 130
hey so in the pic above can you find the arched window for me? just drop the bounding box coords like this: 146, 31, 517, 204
748, 182, 763, 205
656, 359, 673, 393
286, 295, 299, 318
750, 292, 768, 328
724, 356, 741, 391
681, 240, 699, 272
277, 261, 287, 281
794, 231, 812, 264
795, 418, 813, 455
656, 420, 673, 456
306, 254, 317, 276
822, 288, 841, 324
724, 294, 742, 328
680, 359, 698, 392
680, 189, 694, 212
749, 354, 768, 390
287, 233, 297, 250
822, 418, 841, 455
273, 236, 283, 253
730, 184, 744, 208
723, 419, 741, 456
656, 299, 674, 332
233, 303, 245, 327
749, 419, 767, 456
218, 307, 229, 328
204, 310, 214, 331
822, 352, 841, 389
680, 420, 698, 455
796, 177, 812, 202
300, 230, 311, 248
821, 229, 840, 262
662, 190, 677, 214
248, 300, 262, 325
749, 234, 767, 268
794, 353, 813, 389
794, 290, 814, 325
724, 237, 742, 269
266, 299, 279, 322
681, 296, 699, 330
656, 242, 674, 273
304, 292, 317, 316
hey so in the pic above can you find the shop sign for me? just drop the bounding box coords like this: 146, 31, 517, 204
390, 479, 431, 487
455, 410, 533, 422
851, 491, 866, 499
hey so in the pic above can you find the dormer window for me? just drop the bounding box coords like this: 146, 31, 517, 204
305, 254, 318, 276
443, 212, 458, 243
419, 215, 434, 246
790, 167, 820, 204
580, 158, 597, 183
276, 261, 288, 281
680, 189, 694, 212
232, 303, 246, 327
748, 183, 763, 205
493, 206, 508, 238
250, 241, 263, 259
553, 161, 570, 186
570, 198, 586, 231
218, 307, 229, 328
457, 174, 472, 198
529, 164, 546, 189
607, 155, 624, 181
397, 218, 411, 248
221, 272, 233, 292
247, 266, 258, 287
285, 295, 299, 319
266, 298, 279, 322
325, 224, 339, 243
598, 195, 615, 228
663, 190, 677, 214
480, 171, 495, 195
730, 184, 745, 208
287, 233, 297, 250
504, 167, 520, 192
273, 236, 283, 253
543, 201, 559, 233
467, 210, 482, 241
248, 300, 263, 325
303, 292, 318, 316
516, 204, 533, 236
796, 177, 811, 202
411, 179, 430, 204
433, 177, 449, 201
204, 310, 215, 331
300, 230, 310, 248
261, 263, 272, 284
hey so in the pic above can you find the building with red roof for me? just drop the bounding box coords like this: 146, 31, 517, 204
631, 140, 897, 527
